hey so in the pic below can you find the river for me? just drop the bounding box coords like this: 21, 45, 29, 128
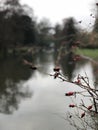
0, 50, 97, 130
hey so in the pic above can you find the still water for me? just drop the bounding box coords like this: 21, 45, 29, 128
0, 51, 97, 130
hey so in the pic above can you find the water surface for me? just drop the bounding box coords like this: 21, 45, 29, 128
0, 51, 96, 130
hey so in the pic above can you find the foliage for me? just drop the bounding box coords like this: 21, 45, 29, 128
0, 0, 37, 57
61, 17, 79, 50
53, 23, 62, 49
36, 18, 53, 47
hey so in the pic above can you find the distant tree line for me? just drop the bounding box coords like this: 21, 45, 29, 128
0, 0, 98, 58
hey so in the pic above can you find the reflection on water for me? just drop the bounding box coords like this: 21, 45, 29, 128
0, 57, 33, 114
0, 51, 97, 130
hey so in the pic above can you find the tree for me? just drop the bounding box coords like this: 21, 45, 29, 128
61, 17, 79, 51
53, 23, 62, 50
93, 2, 98, 33
0, 0, 37, 57
37, 18, 52, 47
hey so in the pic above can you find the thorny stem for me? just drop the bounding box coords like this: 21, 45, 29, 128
50, 71, 98, 113
50, 69, 98, 130
93, 98, 98, 113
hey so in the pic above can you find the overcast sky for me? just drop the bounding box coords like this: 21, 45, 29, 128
20, 0, 96, 28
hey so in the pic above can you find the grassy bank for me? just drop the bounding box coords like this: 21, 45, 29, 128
76, 48, 98, 59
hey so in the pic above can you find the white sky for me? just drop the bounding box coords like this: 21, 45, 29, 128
20, 0, 96, 28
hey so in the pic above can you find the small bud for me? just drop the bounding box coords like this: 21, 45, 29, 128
87, 105, 92, 110
53, 67, 60, 72
69, 115, 72, 118
75, 79, 81, 85
81, 112, 85, 118
30, 66, 37, 70
69, 104, 75, 108
65, 92, 75, 96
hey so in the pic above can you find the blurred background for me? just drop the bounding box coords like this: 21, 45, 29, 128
0, 0, 98, 130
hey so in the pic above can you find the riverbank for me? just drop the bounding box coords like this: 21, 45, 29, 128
76, 48, 98, 60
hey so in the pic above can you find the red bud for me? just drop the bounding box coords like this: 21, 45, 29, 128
69, 104, 75, 108
87, 105, 92, 110
65, 92, 75, 96
78, 21, 82, 23
75, 79, 81, 85
81, 112, 85, 118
